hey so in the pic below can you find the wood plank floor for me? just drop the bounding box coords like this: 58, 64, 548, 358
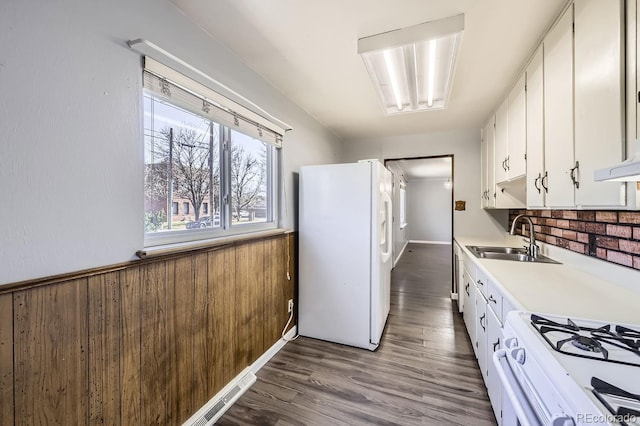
218, 243, 496, 425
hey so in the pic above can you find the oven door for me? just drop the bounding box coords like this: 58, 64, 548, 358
493, 346, 580, 426
493, 349, 542, 426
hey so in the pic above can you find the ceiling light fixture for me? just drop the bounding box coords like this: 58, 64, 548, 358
358, 14, 464, 115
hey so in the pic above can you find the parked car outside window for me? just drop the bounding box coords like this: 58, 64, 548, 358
185, 214, 220, 229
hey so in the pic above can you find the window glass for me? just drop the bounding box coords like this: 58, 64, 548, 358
144, 95, 220, 233
229, 129, 269, 225
400, 185, 407, 228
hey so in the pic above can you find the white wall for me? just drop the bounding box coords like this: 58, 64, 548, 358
407, 178, 452, 243
0, 0, 341, 285
342, 129, 508, 240
385, 162, 409, 265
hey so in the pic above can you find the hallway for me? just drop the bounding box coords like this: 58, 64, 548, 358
218, 243, 496, 425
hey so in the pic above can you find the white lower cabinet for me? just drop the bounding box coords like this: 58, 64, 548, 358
463, 269, 477, 357
486, 307, 503, 425
475, 284, 488, 383
460, 256, 518, 426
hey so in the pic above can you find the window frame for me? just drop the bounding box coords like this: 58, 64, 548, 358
143, 93, 280, 248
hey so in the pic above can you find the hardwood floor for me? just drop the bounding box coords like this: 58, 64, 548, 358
218, 243, 496, 425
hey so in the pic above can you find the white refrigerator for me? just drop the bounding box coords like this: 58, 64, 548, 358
298, 160, 393, 350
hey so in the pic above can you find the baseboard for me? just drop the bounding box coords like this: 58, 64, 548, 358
409, 240, 452, 245
250, 326, 297, 374
183, 326, 297, 425
393, 240, 409, 267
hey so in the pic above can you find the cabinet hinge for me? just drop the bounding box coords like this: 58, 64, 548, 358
524, 153, 527, 160
637, 91, 640, 104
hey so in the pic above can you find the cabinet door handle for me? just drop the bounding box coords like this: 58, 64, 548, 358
477, 279, 484, 286
493, 339, 500, 352
465, 283, 470, 296
506, 155, 510, 171
541, 171, 549, 193
534, 173, 541, 194
488, 295, 497, 304
480, 314, 486, 331
570, 161, 580, 189
502, 159, 507, 172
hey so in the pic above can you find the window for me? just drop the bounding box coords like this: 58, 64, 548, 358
399, 181, 407, 229
142, 57, 283, 246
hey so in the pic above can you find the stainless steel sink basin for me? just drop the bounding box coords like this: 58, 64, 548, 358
469, 246, 527, 254
466, 246, 561, 264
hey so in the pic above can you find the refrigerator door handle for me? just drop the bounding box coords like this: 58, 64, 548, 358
380, 191, 393, 263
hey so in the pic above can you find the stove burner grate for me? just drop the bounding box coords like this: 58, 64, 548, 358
591, 377, 640, 426
531, 314, 640, 367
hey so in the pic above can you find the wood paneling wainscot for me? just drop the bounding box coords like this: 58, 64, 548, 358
0, 293, 13, 426
0, 232, 296, 426
14, 279, 89, 425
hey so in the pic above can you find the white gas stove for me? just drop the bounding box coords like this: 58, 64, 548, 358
495, 311, 640, 426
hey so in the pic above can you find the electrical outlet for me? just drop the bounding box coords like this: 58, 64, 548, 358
287, 299, 294, 313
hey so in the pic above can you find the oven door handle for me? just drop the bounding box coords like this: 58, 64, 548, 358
493, 349, 542, 426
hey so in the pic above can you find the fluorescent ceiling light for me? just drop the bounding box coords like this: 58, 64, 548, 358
594, 140, 640, 181
358, 14, 464, 115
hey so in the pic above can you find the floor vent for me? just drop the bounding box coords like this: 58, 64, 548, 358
184, 368, 257, 425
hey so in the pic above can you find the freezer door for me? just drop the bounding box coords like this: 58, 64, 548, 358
298, 162, 373, 349
370, 161, 393, 345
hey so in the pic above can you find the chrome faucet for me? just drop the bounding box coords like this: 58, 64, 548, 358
509, 214, 539, 257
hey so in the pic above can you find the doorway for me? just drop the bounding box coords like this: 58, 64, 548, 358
385, 155, 454, 293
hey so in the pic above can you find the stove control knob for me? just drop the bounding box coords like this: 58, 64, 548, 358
504, 337, 518, 349
551, 414, 575, 426
511, 348, 526, 365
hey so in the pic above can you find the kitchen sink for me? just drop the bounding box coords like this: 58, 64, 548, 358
466, 246, 561, 264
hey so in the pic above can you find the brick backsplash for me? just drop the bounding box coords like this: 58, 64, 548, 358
509, 209, 640, 271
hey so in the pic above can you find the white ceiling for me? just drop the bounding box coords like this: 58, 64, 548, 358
170, 0, 568, 141
390, 157, 452, 180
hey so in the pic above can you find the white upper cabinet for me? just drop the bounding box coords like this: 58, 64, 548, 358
526, 46, 546, 208
544, 4, 575, 208
482, 116, 496, 208
574, 0, 625, 207
507, 74, 526, 179
494, 98, 509, 184
486, 0, 628, 210
494, 80, 526, 184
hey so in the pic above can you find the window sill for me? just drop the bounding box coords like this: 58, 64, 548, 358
136, 228, 291, 259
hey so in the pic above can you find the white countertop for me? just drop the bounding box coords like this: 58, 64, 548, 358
455, 236, 640, 325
